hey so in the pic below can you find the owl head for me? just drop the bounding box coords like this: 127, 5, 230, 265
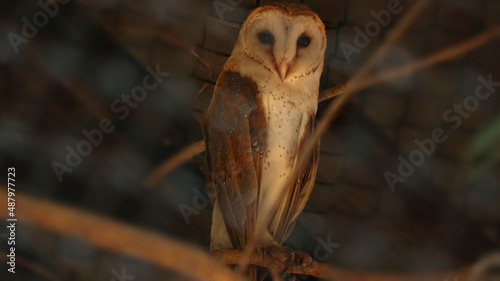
236, 3, 327, 82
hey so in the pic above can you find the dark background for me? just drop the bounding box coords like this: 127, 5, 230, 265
0, 0, 499, 280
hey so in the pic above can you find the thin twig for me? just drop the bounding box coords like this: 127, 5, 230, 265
0, 189, 245, 281
354, 25, 500, 93
143, 140, 206, 188
190, 82, 211, 104
319, 83, 346, 102
205, 15, 243, 29
0, 251, 61, 281
354, 0, 432, 81
116, 24, 215, 117
54, 77, 151, 180
189, 47, 213, 103
114, 25, 214, 103
60, 79, 111, 121
469, 253, 500, 281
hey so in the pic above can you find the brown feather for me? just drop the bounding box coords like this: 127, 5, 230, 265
202, 71, 267, 250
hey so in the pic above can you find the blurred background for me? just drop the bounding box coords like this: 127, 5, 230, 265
0, 0, 499, 280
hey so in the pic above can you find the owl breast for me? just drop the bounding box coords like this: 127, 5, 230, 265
257, 76, 318, 221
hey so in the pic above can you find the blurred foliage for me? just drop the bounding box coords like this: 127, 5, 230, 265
464, 114, 500, 181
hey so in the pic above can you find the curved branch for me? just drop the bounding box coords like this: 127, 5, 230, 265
0, 251, 61, 281
211, 249, 337, 279
353, 25, 500, 93
204, 15, 242, 29
143, 140, 206, 188
0, 188, 476, 281
0, 188, 245, 281
211, 249, 473, 281
319, 83, 346, 102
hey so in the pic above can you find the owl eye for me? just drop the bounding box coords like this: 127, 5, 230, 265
297, 36, 311, 47
258, 32, 274, 44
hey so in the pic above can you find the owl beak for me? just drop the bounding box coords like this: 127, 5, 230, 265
276, 59, 290, 82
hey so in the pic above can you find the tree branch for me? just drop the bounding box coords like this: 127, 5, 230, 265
319, 83, 346, 102
0, 250, 61, 281
211, 249, 472, 281
0, 188, 475, 281
143, 140, 206, 188
0, 188, 245, 281
211, 249, 337, 279
353, 25, 500, 93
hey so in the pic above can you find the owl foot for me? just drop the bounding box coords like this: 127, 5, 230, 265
291, 250, 312, 268
282, 250, 312, 281
258, 245, 312, 279
259, 244, 294, 265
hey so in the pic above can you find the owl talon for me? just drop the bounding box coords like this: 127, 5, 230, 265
259, 244, 293, 263
281, 246, 296, 272
292, 251, 312, 268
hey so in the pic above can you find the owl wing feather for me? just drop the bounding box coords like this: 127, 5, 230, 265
273, 114, 319, 244
202, 71, 267, 250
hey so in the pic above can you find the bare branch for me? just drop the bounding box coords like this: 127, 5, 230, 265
319, 25, 500, 102
469, 253, 500, 281
318, 83, 346, 102
0, 188, 474, 281
354, 25, 500, 93
211, 249, 337, 279
0, 188, 245, 281
0, 251, 61, 281
112, 25, 214, 104
211, 249, 473, 281
143, 140, 206, 188
205, 15, 242, 29
189, 48, 213, 103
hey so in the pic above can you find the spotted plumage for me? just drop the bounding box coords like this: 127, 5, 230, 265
202, 3, 326, 280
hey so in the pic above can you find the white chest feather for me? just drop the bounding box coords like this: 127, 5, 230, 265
226, 53, 320, 214
256, 75, 318, 197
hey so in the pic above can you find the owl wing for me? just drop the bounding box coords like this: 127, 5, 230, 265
202, 71, 266, 250
273, 113, 319, 244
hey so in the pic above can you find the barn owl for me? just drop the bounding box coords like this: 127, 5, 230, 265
202, 3, 326, 280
